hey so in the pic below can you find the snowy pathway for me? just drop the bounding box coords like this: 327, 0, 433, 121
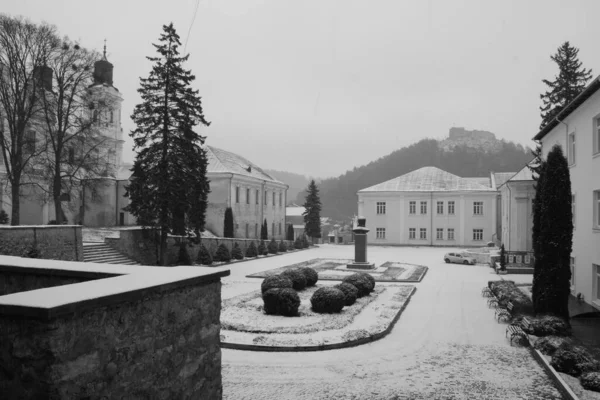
221, 245, 564, 400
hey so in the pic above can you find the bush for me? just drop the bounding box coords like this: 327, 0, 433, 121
47, 220, 59, 225
262, 288, 300, 316
257, 240, 268, 256
499, 244, 506, 271
281, 269, 307, 291
356, 272, 375, 291
177, 244, 192, 265
334, 282, 358, 306
213, 243, 231, 262
488, 280, 534, 315
231, 243, 244, 260
268, 239, 278, 254
342, 273, 373, 297
0, 209, 8, 225
294, 237, 303, 250
245, 241, 258, 258
278, 240, 287, 252
298, 267, 318, 286
24, 247, 39, 258
197, 244, 213, 265
311, 287, 346, 313
551, 345, 600, 376
302, 235, 310, 248
580, 372, 600, 392
261, 275, 294, 294
528, 315, 571, 337
533, 336, 574, 356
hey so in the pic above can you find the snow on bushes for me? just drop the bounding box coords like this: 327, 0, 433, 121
214, 243, 231, 262
262, 288, 300, 317
310, 286, 346, 313
342, 273, 373, 297
533, 336, 573, 356
261, 275, 294, 294
488, 280, 533, 315
580, 372, 600, 392
280, 269, 307, 291
298, 267, 318, 287
197, 244, 213, 265
528, 315, 571, 337
245, 241, 258, 258
550, 345, 600, 376
231, 243, 244, 260
268, 239, 279, 254
334, 282, 358, 306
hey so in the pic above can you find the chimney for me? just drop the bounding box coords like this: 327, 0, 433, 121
33, 65, 53, 91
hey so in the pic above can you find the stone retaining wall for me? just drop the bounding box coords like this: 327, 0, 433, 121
0, 225, 83, 261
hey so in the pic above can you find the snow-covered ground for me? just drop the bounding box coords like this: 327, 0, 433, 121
221, 245, 564, 399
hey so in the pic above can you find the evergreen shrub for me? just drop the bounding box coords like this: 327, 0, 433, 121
528, 315, 571, 337
334, 282, 358, 306
0, 210, 8, 224
310, 287, 345, 313
214, 243, 231, 262
197, 244, 213, 265
551, 345, 600, 376
580, 372, 600, 392
268, 239, 278, 254
262, 288, 300, 316
281, 268, 307, 291
342, 273, 373, 297
261, 275, 294, 294
258, 240, 268, 256
533, 336, 574, 356
298, 267, 318, 287
231, 242, 244, 260
245, 241, 258, 258
278, 240, 287, 252
294, 237, 303, 250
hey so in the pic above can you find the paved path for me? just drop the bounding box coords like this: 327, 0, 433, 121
221, 245, 565, 400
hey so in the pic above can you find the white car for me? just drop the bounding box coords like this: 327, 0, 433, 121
444, 252, 477, 265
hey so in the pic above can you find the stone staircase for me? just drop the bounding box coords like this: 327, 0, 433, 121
83, 243, 140, 265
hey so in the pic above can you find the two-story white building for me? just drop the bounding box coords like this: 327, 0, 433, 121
532, 75, 600, 311
357, 166, 498, 246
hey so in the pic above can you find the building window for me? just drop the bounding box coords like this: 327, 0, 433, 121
570, 257, 575, 290
279, 193, 282, 207
596, 264, 600, 302
255, 224, 258, 238
279, 222, 282, 235
448, 201, 455, 215
273, 192, 276, 206
420, 201, 427, 214
473, 201, 483, 215
448, 228, 455, 240
595, 190, 600, 229
264, 191, 267, 205
110, 110, 114, 123
572, 194, 575, 228
256, 189, 259, 205
245, 223, 249, 238
245, 188, 250, 204
376, 228, 386, 239
376, 202, 386, 214
272, 222, 275, 237
24, 130, 36, 154
68, 147, 75, 164
595, 116, 600, 155
420, 228, 427, 239
436, 228, 443, 240
568, 132, 576, 165
409, 201, 416, 214
437, 201, 443, 214
235, 186, 240, 203
409, 228, 416, 239
473, 229, 483, 241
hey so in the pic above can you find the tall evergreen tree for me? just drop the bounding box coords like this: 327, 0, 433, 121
286, 224, 294, 241
125, 23, 210, 265
303, 180, 322, 242
261, 218, 268, 240
540, 41, 592, 129
223, 207, 234, 238
532, 145, 573, 320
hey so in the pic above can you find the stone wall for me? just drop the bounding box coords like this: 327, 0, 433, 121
0, 225, 83, 261
0, 276, 223, 399
0, 269, 109, 296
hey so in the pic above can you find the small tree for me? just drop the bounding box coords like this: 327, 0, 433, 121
278, 240, 287, 252
294, 236, 303, 250
196, 244, 212, 265
303, 180, 322, 243
245, 241, 258, 258
499, 244, 506, 271
231, 242, 244, 260
214, 243, 231, 263
286, 224, 294, 241
267, 238, 278, 254
177, 242, 192, 265
257, 240, 267, 256
0, 209, 8, 224
223, 207, 234, 238
261, 218, 268, 240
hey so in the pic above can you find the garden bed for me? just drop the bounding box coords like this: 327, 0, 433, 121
246, 258, 428, 282
220, 284, 416, 351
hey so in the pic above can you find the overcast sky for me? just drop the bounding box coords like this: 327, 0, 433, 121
4, 0, 600, 178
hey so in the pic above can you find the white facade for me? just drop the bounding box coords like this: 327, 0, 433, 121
534, 77, 600, 311
499, 166, 535, 252
357, 167, 498, 246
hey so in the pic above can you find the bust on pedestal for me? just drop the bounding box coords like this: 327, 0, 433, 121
347, 216, 375, 270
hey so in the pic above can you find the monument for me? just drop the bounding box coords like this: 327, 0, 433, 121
347, 216, 375, 270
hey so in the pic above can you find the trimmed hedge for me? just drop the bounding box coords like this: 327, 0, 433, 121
245, 241, 258, 258
231, 243, 244, 260
298, 267, 319, 287
488, 280, 533, 316
356, 272, 375, 291
281, 269, 307, 291
334, 282, 358, 306
262, 288, 300, 317
261, 275, 293, 294
197, 244, 213, 265
311, 286, 346, 313
342, 273, 373, 297
214, 243, 231, 263
580, 372, 600, 392
268, 239, 278, 254
551, 345, 600, 376
278, 240, 287, 252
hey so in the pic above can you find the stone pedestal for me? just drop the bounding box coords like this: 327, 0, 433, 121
347, 217, 375, 270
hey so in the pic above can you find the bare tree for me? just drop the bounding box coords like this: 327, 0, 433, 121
36, 38, 114, 224
0, 14, 57, 224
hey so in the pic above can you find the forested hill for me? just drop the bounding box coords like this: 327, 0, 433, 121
264, 169, 311, 204
294, 138, 533, 221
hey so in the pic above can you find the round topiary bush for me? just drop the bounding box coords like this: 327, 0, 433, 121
214, 243, 231, 262
342, 273, 373, 297
245, 241, 258, 258
580, 372, 600, 392
196, 244, 213, 265
298, 267, 318, 287
310, 286, 346, 313
334, 282, 358, 306
261, 275, 294, 294
257, 240, 268, 256
267, 239, 279, 254
356, 272, 375, 291
278, 240, 287, 252
231, 243, 244, 260
551, 345, 600, 376
262, 288, 300, 316
281, 269, 307, 291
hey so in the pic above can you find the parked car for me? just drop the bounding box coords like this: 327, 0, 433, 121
444, 252, 477, 265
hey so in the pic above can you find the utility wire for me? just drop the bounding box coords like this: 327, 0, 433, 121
184, 0, 200, 54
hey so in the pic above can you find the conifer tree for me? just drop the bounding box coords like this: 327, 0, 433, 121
125, 23, 210, 265
540, 42, 592, 129
303, 180, 322, 242
261, 218, 268, 240
223, 207, 234, 238
532, 145, 573, 320
286, 224, 294, 241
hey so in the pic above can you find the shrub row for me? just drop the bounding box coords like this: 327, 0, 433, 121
195, 239, 294, 265
488, 280, 534, 316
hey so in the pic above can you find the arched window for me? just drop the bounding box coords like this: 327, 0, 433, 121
93, 110, 98, 122
110, 110, 114, 123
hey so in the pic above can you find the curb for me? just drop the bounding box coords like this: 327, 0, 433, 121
529, 346, 579, 400
221, 286, 417, 352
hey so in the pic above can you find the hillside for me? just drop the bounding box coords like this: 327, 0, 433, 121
264, 169, 311, 204
295, 129, 533, 221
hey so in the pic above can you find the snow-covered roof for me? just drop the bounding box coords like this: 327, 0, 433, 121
463, 177, 491, 188
206, 146, 283, 184
503, 163, 535, 185
492, 172, 516, 189
358, 166, 495, 193
286, 206, 305, 216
